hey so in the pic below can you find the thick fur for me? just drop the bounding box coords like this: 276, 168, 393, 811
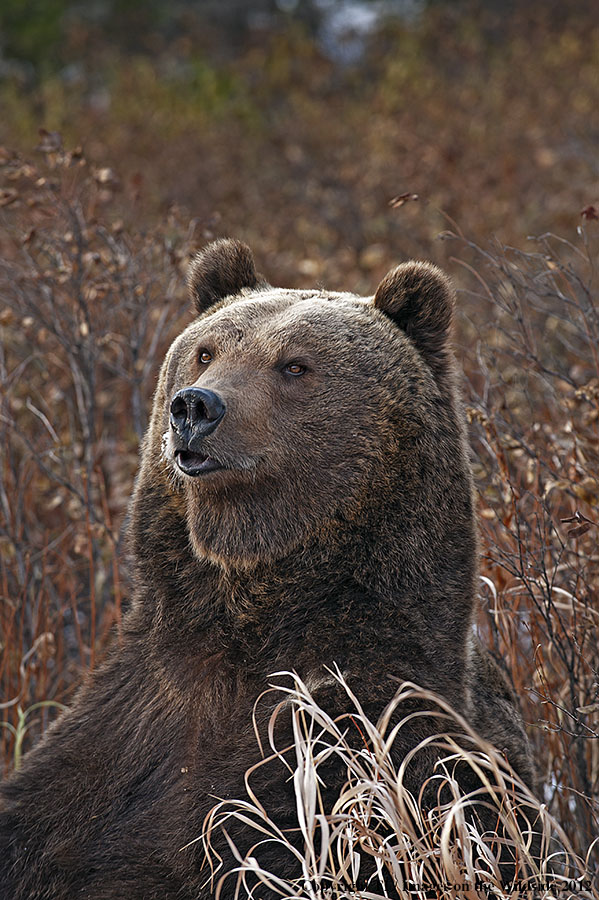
0, 241, 535, 898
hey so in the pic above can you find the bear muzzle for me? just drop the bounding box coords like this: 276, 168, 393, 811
169, 387, 227, 476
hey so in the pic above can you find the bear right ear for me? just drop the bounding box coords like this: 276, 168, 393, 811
373, 261, 455, 385
188, 239, 261, 314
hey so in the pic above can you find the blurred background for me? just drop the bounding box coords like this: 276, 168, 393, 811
0, 0, 598, 866
1, 0, 598, 265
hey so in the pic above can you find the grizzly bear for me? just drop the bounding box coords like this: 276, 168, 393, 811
0, 239, 535, 899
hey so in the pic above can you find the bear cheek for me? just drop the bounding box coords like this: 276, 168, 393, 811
160, 427, 178, 465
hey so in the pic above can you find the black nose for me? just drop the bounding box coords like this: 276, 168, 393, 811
170, 388, 226, 436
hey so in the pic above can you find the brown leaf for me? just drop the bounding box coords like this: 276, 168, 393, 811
567, 523, 592, 539
37, 129, 63, 154
561, 510, 597, 538
389, 192, 419, 208
93, 167, 120, 189
581, 205, 599, 220
6, 164, 37, 181
561, 511, 595, 525
0, 188, 18, 207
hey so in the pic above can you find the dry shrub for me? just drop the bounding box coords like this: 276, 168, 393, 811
448, 223, 599, 861
0, 136, 195, 763
202, 671, 597, 900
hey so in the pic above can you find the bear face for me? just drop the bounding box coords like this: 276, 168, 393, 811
160, 290, 431, 566
150, 240, 465, 571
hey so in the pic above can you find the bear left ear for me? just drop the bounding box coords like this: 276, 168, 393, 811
188, 239, 262, 314
373, 261, 455, 384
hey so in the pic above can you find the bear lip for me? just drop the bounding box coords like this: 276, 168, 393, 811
175, 450, 224, 477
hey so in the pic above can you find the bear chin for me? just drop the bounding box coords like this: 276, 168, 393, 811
162, 424, 369, 570
184, 485, 338, 570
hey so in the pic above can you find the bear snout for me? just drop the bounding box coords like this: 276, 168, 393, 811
170, 387, 226, 440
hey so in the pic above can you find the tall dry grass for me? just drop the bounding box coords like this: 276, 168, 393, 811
202, 672, 597, 899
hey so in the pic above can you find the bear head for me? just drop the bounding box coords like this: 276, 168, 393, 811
134, 238, 472, 576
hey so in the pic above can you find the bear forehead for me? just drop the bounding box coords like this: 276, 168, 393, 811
186, 289, 395, 351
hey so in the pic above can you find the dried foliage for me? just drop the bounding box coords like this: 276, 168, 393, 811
0, 138, 195, 750
202, 672, 597, 900
1, 1, 598, 888
449, 226, 599, 864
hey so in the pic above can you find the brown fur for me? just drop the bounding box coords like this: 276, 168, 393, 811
0, 240, 535, 898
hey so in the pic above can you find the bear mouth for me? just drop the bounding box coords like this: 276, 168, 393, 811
175, 450, 224, 477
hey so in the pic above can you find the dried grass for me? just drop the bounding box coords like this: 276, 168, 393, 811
201, 671, 597, 900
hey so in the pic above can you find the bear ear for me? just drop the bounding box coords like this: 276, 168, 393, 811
188, 239, 262, 314
373, 261, 455, 384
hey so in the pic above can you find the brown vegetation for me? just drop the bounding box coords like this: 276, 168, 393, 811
0, 0, 598, 888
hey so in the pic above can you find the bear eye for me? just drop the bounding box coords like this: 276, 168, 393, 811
283, 362, 306, 377
198, 349, 212, 365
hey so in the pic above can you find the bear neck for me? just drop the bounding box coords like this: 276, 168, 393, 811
129, 425, 478, 691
